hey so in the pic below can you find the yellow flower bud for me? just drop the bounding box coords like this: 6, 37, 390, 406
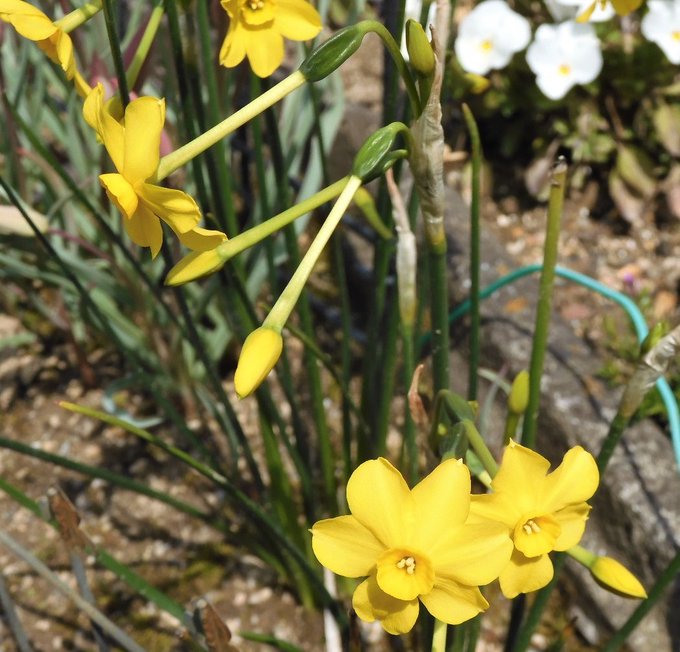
508, 370, 529, 415
464, 73, 490, 94
405, 20, 435, 77
590, 556, 647, 599
165, 249, 226, 286
234, 327, 283, 398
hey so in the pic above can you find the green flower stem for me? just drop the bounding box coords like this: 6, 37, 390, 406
462, 104, 482, 401
218, 178, 349, 262
512, 553, 567, 652
263, 176, 363, 331
428, 237, 450, 393
101, 0, 129, 106
431, 618, 448, 652
402, 324, 418, 483
54, 0, 102, 32
196, 0, 237, 235
601, 548, 680, 652
597, 412, 629, 473
504, 413, 520, 445
0, 573, 31, 652
154, 71, 306, 182
125, 0, 164, 90
461, 419, 499, 477
521, 158, 567, 449
566, 544, 597, 567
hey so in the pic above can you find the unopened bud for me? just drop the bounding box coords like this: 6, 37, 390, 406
508, 370, 529, 415
590, 556, 647, 599
352, 123, 408, 183
299, 25, 364, 82
234, 327, 283, 398
464, 73, 490, 94
165, 248, 226, 286
405, 20, 435, 77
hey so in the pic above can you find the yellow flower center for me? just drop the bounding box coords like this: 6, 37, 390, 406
480, 39, 493, 52
558, 64, 571, 76
396, 555, 417, 575
513, 514, 561, 558
241, 0, 275, 25
673, 31, 680, 41
376, 548, 434, 601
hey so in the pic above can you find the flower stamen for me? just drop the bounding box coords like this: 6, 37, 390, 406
396, 556, 417, 575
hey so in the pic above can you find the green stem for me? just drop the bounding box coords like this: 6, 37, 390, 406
264, 177, 362, 330
154, 71, 305, 181
54, 0, 102, 33
462, 104, 481, 401
521, 159, 567, 449
219, 179, 349, 261
597, 411, 629, 473
461, 420, 499, 477
512, 553, 567, 652
195, 0, 237, 235
125, 0, 164, 90
431, 618, 448, 652
101, 0, 130, 106
601, 548, 680, 652
402, 324, 418, 484
428, 238, 450, 393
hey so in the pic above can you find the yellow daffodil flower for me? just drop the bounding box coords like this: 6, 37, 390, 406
0, 0, 90, 95
84, 84, 225, 257
219, 0, 322, 78
469, 441, 599, 599
311, 458, 512, 634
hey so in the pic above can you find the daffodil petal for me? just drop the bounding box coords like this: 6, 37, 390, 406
139, 184, 201, 234
124, 203, 163, 259
178, 226, 228, 251
123, 97, 164, 183
83, 83, 104, 133
420, 578, 488, 625
492, 441, 550, 512
469, 492, 518, 529
165, 249, 226, 286
0, 1, 56, 40
311, 515, 384, 578
553, 503, 591, 550
245, 27, 284, 78
100, 173, 138, 219
411, 458, 470, 552
52, 30, 74, 76
346, 458, 414, 548
275, 0, 322, 40
352, 576, 419, 635
499, 550, 553, 599
542, 446, 599, 512
433, 522, 513, 586
219, 22, 247, 68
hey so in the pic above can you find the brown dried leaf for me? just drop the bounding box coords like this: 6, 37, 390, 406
48, 488, 91, 551
408, 364, 429, 428
199, 600, 240, 652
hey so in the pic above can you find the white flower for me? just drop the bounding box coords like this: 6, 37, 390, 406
401, 0, 437, 60
548, 0, 615, 21
454, 0, 531, 75
526, 22, 603, 100
641, 0, 680, 64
